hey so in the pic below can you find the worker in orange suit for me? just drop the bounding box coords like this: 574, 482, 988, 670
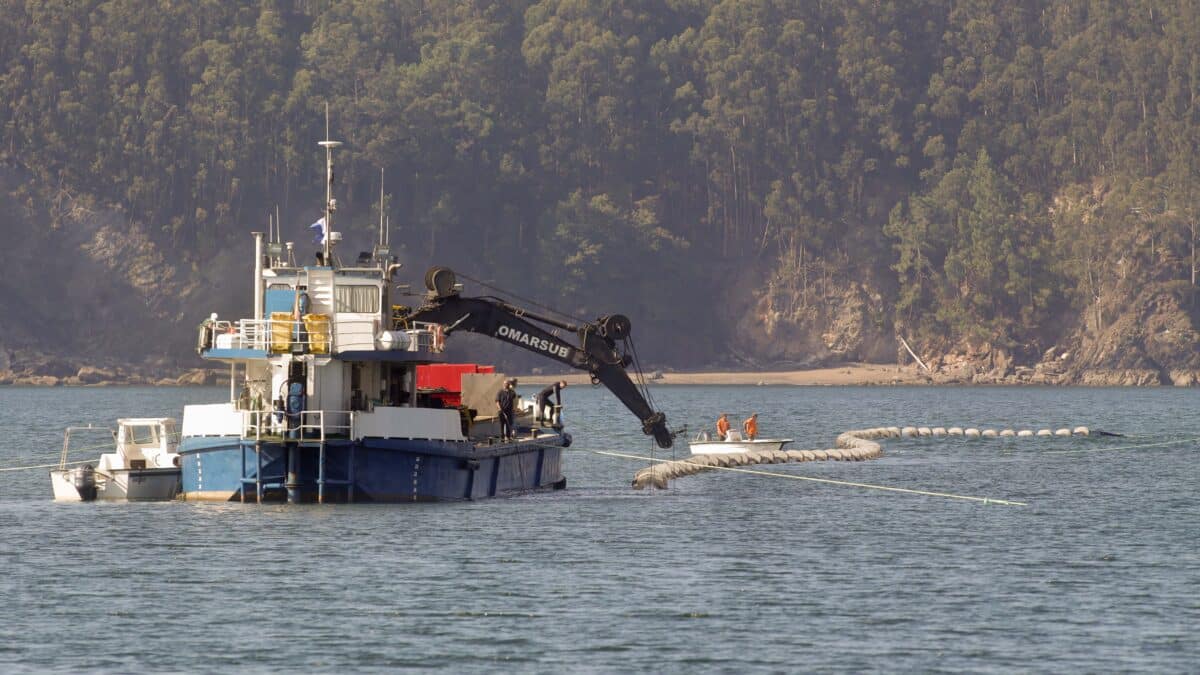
716, 413, 731, 441
743, 413, 758, 440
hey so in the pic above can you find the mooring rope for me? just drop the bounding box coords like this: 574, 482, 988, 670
0, 439, 118, 474
1041, 436, 1200, 454
577, 447, 1027, 506
0, 458, 95, 473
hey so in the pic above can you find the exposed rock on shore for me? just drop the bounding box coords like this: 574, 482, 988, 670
175, 369, 225, 386
732, 258, 895, 369
934, 281, 1197, 386
0, 347, 227, 386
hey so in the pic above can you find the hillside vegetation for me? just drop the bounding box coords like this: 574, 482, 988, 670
2, 0, 1200, 382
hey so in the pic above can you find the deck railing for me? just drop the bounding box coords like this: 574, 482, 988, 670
241, 409, 355, 442
204, 318, 443, 355
59, 425, 117, 469
237, 410, 358, 504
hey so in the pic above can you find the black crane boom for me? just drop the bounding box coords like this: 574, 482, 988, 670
404, 267, 672, 448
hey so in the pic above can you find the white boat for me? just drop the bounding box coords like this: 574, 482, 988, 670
50, 418, 182, 502
689, 429, 793, 455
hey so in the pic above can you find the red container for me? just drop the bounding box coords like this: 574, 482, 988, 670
416, 363, 495, 407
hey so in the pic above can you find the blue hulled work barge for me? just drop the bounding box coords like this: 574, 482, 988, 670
180, 127, 671, 503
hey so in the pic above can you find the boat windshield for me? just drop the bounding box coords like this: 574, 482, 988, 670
123, 424, 160, 447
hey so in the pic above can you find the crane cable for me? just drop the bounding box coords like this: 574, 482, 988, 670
456, 272, 589, 325
621, 334, 671, 474
623, 335, 658, 412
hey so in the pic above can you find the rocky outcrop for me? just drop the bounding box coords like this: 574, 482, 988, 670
83, 215, 198, 322
1075, 369, 1163, 386
75, 366, 117, 384
1063, 282, 1200, 386
914, 280, 1200, 386
0, 167, 255, 383
4, 164, 1200, 387
730, 254, 895, 368
0, 341, 222, 385
175, 368, 224, 386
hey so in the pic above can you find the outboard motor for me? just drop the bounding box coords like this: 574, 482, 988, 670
73, 464, 98, 501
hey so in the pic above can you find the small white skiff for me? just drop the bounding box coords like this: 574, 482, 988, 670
689, 430, 793, 455
50, 418, 181, 502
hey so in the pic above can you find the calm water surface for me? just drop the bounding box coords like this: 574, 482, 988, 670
1, 385, 1197, 672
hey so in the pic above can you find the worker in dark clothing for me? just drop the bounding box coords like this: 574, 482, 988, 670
496, 380, 517, 441
283, 369, 307, 439
292, 289, 311, 353
535, 380, 568, 425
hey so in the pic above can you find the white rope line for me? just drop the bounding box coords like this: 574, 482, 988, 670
0, 458, 95, 473
579, 448, 1027, 507
1041, 436, 1200, 455
0, 438, 120, 473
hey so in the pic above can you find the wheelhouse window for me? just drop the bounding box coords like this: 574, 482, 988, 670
335, 285, 380, 313
127, 425, 159, 446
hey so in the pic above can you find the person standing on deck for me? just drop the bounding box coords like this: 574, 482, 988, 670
743, 413, 758, 441
283, 368, 307, 439
716, 413, 731, 441
496, 380, 517, 441
292, 289, 311, 352
535, 380, 568, 424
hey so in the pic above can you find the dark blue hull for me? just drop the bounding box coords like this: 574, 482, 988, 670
179, 435, 566, 503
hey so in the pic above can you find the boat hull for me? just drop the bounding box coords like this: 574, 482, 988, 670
689, 439, 792, 455
50, 467, 181, 502
179, 434, 567, 503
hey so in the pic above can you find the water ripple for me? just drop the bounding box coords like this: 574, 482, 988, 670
1, 385, 1198, 671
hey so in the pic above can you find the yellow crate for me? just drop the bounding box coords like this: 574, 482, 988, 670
304, 313, 331, 354
269, 312, 293, 354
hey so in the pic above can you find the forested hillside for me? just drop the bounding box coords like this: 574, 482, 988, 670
3, 0, 1200, 383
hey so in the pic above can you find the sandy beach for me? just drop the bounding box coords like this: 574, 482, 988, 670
517, 362, 927, 386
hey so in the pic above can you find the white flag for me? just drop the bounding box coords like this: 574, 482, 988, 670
309, 217, 326, 245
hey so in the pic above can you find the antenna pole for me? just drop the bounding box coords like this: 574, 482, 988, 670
318, 104, 343, 267
379, 167, 385, 247
323, 103, 332, 265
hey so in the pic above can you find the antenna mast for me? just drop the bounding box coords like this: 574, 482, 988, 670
318, 103, 342, 267
372, 166, 392, 263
